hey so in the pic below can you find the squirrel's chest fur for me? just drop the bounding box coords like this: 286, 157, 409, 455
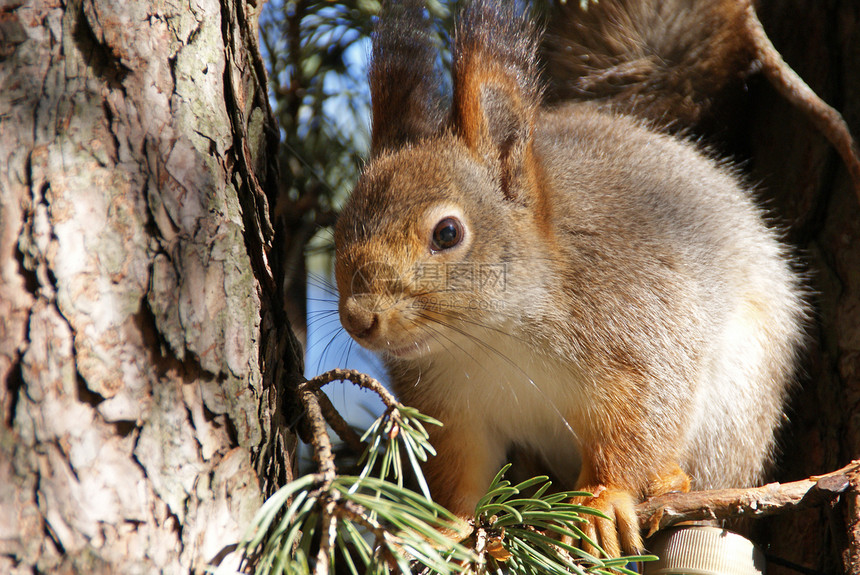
388, 327, 587, 483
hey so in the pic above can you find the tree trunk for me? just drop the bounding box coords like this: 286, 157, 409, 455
0, 0, 301, 573
743, 0, 860, 572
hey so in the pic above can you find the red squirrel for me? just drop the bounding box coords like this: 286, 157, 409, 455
334, 0, 809, 556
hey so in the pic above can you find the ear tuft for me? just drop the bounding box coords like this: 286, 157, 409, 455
369, 0, 445, 157
451, 0, 543, 197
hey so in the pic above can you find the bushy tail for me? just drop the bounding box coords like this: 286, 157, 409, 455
541, 0, 754, 127
540, 0, 860, 190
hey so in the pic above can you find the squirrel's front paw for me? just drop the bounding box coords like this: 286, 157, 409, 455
569, 486, 641, 558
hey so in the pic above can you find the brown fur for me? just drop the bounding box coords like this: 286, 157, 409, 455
335, 0, 807, 556
368, 0, 445, 156
541, 0, 755, 127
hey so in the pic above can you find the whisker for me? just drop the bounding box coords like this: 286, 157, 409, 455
316, 325, 352, 367
410, 314, 485, 373
415, 310, 537, 419
406, 289, 540, 343
415, 309, 578, 440
305, 322, 343, 341
306, 309, 340, 318
307, 274, 341, 298
415, 303, 534, 347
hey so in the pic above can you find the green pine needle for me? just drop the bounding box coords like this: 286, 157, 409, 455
238, 398, 656, 575
475, 467, 655, 574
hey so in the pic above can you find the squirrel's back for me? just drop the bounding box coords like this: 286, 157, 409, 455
533, 105, 806, 488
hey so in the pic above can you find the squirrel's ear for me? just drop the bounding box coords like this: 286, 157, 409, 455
369, 0, 445, 157
452, 0, 542, 199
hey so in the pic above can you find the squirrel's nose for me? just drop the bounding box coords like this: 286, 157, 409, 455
340, 296, 379, 341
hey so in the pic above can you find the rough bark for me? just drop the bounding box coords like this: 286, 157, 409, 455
0, 0, 300, 573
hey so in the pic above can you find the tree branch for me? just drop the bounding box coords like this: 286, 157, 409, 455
744, 4, 860, 200
636, 460, 860, 538
297, 369, 406, 473
843, 466, 860, 574
298, 383, 338, 481
303, 368, 399, 408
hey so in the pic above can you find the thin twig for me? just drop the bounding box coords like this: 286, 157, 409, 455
299, 384, 340, 575
339, 499, 409, 571
299, 368, 399, 455
296, 368, 405, 575
315, 498, 338, 575
299, 383, 338, 480
304, 368, 399, 408
474, 525, 487, 566
314, 389, 367, 454
744, 4, 860, 200
636, 460, 860, 537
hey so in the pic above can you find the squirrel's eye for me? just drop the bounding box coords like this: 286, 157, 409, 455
431, 217, 464, 251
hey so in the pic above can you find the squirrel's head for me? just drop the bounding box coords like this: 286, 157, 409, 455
334, 0, 546, 359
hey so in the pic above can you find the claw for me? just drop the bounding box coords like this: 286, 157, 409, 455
570, 486, 642, 557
